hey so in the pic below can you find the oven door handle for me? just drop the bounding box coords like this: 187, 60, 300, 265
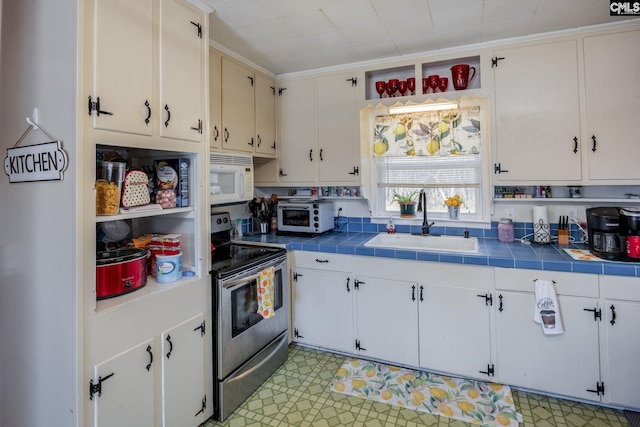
222, 260, 286, 289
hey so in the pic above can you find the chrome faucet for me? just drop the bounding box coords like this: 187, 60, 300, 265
418, 189, 435, 235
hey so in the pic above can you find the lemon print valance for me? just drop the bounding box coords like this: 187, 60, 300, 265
373, 103, 482, 158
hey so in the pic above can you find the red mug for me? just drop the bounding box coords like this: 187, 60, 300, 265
627, 235, 640, 258
450, 64, 476, 90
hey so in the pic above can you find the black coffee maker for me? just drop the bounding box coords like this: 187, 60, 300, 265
586, 207, 626, 260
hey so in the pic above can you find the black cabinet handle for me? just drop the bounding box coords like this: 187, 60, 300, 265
166, 335, 173, 359
498, 294, 504, 312
412, 285, 416, 301
164, 104, 171, 128
591, 135, 597, 152
346, 277, 350, 292
144, 100, 151, 125
213, 125, 219, 141
315, 259, 329, 263
610, 305, 616, 326
146, 345, 153, 371
419, 285, 424, 302
320, 148, 323, 161
573, 136, 578, 154
309, 149, 313, 161
224, 127, 229, 143
257, 134, 262, 147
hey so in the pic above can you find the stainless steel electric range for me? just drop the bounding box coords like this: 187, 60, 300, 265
210, 212, 289, 421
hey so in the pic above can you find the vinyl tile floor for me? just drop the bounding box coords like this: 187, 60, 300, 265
204, 345, 631, 427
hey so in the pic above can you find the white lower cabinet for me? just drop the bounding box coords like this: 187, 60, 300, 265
291, 251, 639, 409
161, 314, 207, 426
419, 282, 493, 381
600, 275, 640, 409
292, 252, 354, 353
90, 313, 207, 427
494, 268, 601, 401
353, 275, 419, 366
92, 338, 156, 427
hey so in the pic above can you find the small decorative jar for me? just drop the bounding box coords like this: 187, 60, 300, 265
498, 218, 514, 243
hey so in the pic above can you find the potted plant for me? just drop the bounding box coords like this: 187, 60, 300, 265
393, 190, 420, 218
444, 194, 463, 220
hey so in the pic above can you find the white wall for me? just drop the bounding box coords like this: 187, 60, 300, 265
0, 1, 79, 426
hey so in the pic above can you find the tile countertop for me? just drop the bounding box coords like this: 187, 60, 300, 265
235, 231, 640, 278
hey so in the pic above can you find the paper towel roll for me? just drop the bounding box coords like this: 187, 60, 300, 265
533, 205, 550, 243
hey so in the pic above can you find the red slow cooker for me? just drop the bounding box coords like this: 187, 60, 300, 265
96, 248, 148, 299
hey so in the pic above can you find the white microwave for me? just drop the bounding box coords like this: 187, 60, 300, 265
209, 153, 253, 204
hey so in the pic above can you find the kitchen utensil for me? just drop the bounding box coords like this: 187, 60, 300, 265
96, 248, 148, 299
450, 64, 476, 90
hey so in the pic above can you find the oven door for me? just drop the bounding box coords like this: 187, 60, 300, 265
217, 254, 288, 379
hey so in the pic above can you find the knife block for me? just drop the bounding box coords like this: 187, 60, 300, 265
558, 229, 569, 245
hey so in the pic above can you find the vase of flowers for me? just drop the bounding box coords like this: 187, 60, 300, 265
444, 194, 463, 220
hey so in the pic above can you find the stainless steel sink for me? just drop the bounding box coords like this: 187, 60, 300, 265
364, 233, 479, 254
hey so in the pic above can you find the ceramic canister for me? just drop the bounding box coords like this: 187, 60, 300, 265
156, 252, 182, 283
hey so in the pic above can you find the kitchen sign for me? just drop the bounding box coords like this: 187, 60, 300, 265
4, 140, 69, 183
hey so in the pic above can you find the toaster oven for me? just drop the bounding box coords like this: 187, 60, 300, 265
277, 201, 334, 234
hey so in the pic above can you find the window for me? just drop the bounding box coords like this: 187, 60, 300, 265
367, 101, 489, 221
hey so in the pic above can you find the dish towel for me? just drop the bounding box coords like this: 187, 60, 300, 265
533, 279, 564, 335
257, 267, 275, 319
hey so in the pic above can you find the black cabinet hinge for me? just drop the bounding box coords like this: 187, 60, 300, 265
278, 87, 287, 96
587, 381, 605, 396
195, 395, 207, 417
193, 321, 205, 337
346, 77, 357, 86
348, 166, 359, 176
354, 279, 364, 290
87, 96, 113, 117
190, 21, 202, 38
355, 340, 367, 351
190, 119, 203, 134
494, 163, 509, 174
491, 56, 505, 68
479, 364, 495, 377
584, 307, 602, 322
293, 272, 303, 282
294, 328, 304, 339
89, 373, 114, 400
477, 293, 493, 306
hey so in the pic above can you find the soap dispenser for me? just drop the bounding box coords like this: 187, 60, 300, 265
386, 217, 396, 234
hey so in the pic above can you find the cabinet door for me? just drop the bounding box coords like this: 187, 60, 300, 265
493, 40, 581, 182
221, 58, 255, 153
278, 78, 316, 183
495, 292, 601, 401
354, 277, 418, 366
159, 0, 204, 142
603, 300, 640, 409
317, 73, 359, 183
161, 313, 206, 427
255, 74, 277, 157
419, 285, 492, 380
92, 339, 155, 427
292, 268, 353, 352
209, 48, 222, 149
92, 0, 153, 135
584, 30, 640, 181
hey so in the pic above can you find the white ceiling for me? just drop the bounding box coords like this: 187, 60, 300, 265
204, 0, 639, 75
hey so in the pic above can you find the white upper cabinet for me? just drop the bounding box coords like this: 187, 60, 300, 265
277, 72, 360, 185
493, 40, 582, 183
209, 48, 223, 149
221, 58, 256, 153
92, 0, 153, 136
158, 0, 205, 142
278, 77, 317, 183
584, 29, 640, 182
89, 0, 204, 145
254, 73, 277, 157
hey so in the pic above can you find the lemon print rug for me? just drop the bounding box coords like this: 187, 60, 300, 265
330, 358, 523, 426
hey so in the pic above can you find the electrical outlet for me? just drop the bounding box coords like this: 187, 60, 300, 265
566, 208, 578, 221
505, 208, 514, 220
